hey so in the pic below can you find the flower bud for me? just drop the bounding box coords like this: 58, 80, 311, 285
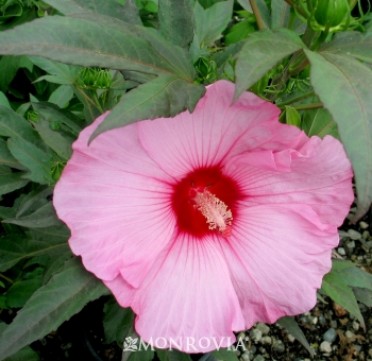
309, 0, 351, 32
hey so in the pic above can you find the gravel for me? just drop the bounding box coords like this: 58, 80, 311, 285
237, 212, 372, 361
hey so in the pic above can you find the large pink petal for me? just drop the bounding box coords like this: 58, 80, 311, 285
53, 113, 176, 285
128, 234, 245, 353
138, 80, 283, 177
224, 135, 353, 226
221, 204, 339, 328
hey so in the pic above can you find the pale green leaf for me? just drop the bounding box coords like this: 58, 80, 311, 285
157, 350, 192, 361
192, 0, 233, 49
103, 298, 134, 344
48, 85, 74, 108
91, 75, 205, 139
321, 31, 372, 64
301, 108, 339, 138
158, 0, 194, 48
4, 346, 39, 361
3, 202, 61, 229
0, 173, 28, 196
305, 50, 372, 220
0, 227, 69, 272
43, 0, 141, 24
0, 258, 109, 361
235, 29, 304, 97
7, 138, 52, 185
0, 139, 23, 169
284, 106, 301, 127
0, 106, 38, 143
30, 57, 80, 85
32, 113, 73, 160
277, 317, 315, 357
322, 273, 365, 329
271, 1, 291, 29
0, 14, 194, 79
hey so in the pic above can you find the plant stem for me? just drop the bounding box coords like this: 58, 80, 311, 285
249, 0, 266, 30
292, 102, 323, 110
0, 273, 14, 284
276, 91, 315, 106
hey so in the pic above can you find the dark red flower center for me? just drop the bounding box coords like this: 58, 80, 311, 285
171, 166, 242, 238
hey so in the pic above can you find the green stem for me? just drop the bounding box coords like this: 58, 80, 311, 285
0, 273, 14, 284
276, 91, 315, 106
292, 102, 323, 110
249, 0, 266, 30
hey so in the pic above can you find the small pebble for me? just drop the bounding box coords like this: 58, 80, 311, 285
360, 221, 369, 229
241, 352, 251, 361
363, 231, 370, 240
250, 329, 262, 342
320, 341, 332, 354
256, 323, 270, 335
337, 247, 346, 256
345, 330, 355, 339
287, 334, 295, 342
261, 336, 272, 345
346, 240, 356, 249
323, 328, 337, 343
272, 340, 285, 353
347, 229, 362, 240
330, 320, 337, 328
253, 356, 265, 361
353, 321, 360, 331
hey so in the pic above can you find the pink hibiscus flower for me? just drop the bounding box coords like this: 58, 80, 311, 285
53, 80, 353, 353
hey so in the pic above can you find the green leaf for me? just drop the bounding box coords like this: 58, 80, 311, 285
7, 138, 52, 185
0, 92, 11, 108
322, 271, 365, 329
0, 14, 194, 79
236, 0, 270, 27
157, 350, 192, 361
304, 50, 372, 220
4, 346, 39, 361
0, 106, 38, 144
103, 298, 134, 344
43, 0, 141, 24
271, 1, 291, 29
212, 349, 240, 361
3, 202, 61, 228
32, 110, 73, 160
331, 260, 372, 291
48, 85, 74, 108
158, 0, 194, 48
30, 57, 80, 85
0, 173, 28, 196
5, 278, 43, 309
321, 31, 372, 64
0, 258, 109, 361
192, 0, 233, 50
30, 102, 82, 137
0, 56, 33, 92
301, 108, 339, 138
277, 317, 315, 357
235, 29, 304, 97
0, 139, 23, 169
353, 288, 372, 307
91, 75, 205, 139
284, 106, 301, 127
0, 227, 69, 272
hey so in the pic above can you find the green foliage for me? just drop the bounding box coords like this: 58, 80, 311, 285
305, 49, 372, 220
0, 258, 109, 360
0, 1, 370, 359
322, 260, 372, 330
235, 29, 305, 97
277, 317, 315, 357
